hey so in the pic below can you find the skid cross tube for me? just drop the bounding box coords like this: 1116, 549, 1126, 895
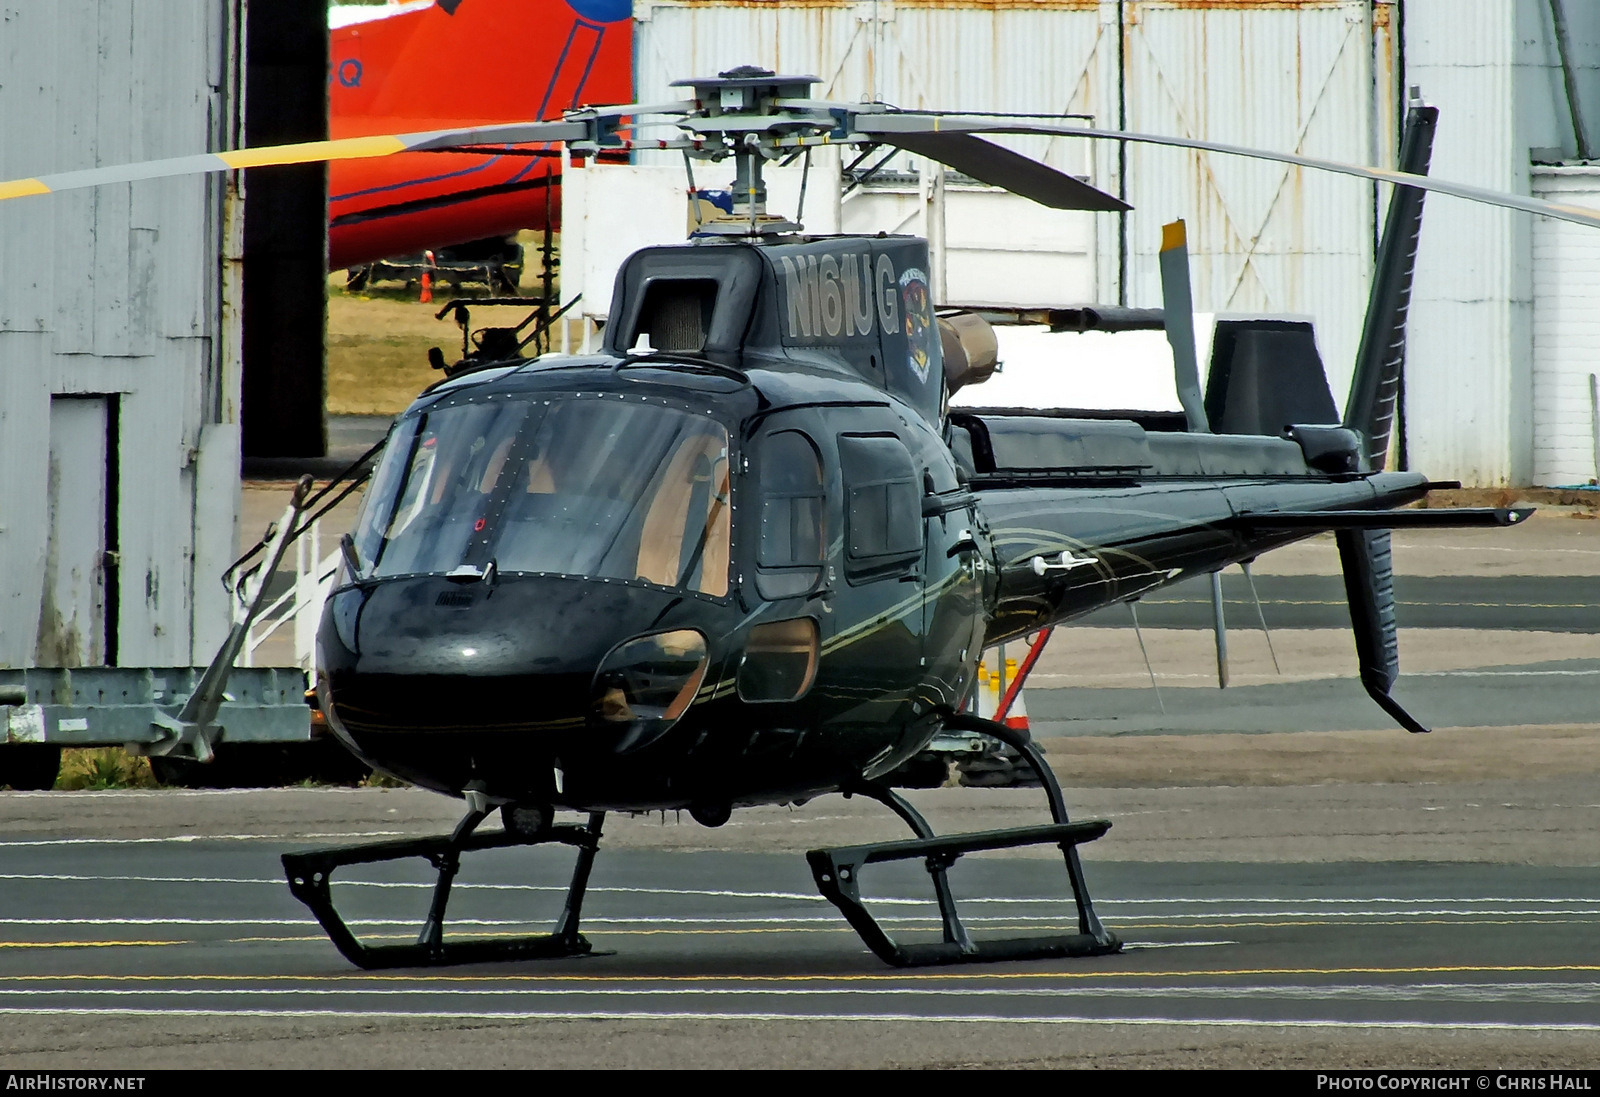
808, 717, 1119, 967
283, 810, 606, 970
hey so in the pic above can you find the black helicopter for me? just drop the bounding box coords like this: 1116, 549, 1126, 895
5, 67, 1573, 971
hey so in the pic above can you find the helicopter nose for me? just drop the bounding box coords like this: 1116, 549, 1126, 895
317, 575, 706, 750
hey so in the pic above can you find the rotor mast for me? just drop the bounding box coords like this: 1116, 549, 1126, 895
671, 67, 830, 237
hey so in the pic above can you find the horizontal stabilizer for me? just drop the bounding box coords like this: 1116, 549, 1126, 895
1229, 507, 1531, 532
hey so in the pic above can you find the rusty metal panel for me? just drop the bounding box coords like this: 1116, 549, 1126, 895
637, 0, 1382, 389
635, 0, 1111, 304
1120, 0, 1379, 407
636, 2, 1108, 152
0, 0, 242, 670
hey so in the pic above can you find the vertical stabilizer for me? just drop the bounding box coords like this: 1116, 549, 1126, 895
1343, 96, 1439, 470
1337, 528, 1429, 734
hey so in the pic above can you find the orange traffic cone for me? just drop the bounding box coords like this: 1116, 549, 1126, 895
420, 250, 435, 303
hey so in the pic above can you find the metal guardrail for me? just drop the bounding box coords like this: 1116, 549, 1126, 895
241, 519, 340, 672
1, 665, 310, 747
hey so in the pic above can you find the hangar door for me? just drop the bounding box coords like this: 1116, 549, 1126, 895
35, 396, 118, 667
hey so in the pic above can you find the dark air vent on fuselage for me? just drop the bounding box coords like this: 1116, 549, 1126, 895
632, 279, 719, 354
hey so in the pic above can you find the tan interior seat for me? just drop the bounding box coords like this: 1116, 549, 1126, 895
635, 433, 729, 596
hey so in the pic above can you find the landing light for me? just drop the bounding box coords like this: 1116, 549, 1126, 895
591, 629, 709, 750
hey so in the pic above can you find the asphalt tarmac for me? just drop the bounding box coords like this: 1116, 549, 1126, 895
1024, 659, 1600, 735
0, 782, 1597, 1069
6, 459, 1589, 1068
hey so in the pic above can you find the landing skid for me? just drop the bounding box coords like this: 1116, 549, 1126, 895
282, 808, 607, 970
283, 718, 1118, 970
808, 714, 1121, 966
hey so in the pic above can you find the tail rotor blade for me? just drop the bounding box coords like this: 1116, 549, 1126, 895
1159, 220, 1210, 433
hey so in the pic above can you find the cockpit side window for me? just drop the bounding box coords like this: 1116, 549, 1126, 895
755, 430, 826, 600
838, 432, 922, 581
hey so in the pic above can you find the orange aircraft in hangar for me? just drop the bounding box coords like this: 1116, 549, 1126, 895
327, 0, 633, 271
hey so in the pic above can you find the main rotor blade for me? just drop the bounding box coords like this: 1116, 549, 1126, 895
882, 131, 1129, 212
0, 121, 590, 203
857, 114, 1600, 231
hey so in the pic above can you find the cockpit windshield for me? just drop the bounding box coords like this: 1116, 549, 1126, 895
352, 395, 732, 597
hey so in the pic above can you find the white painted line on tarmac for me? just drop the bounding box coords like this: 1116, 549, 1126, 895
7, 872, 1599, 907
1034, 669, 1600, 683
0, 872, 856, 904
1, 981, 1592, 1003
5, 872, 1599, 918
3, 979, 1597, 1005
0, 1006, 1593, 1032
0, 833, 413, 846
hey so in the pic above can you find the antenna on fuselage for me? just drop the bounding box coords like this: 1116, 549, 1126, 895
1127, 601, 1165, 714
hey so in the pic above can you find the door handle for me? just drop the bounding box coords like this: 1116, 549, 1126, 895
947, 529, 980, 558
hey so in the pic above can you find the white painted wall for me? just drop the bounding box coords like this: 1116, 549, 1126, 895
561, 154, 842, 329
1401, 0, 1600, 486
1531, 166, 1600, 486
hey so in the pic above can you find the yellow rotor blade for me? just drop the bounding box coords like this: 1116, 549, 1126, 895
0, 121, 587, 202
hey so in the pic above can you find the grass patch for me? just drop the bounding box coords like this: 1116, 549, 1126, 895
57, 749, 158, 791
326, 237, 557, 417
327, 289, 450, 416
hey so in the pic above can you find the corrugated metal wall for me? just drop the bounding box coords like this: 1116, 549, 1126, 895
0, 1, 242, 669
633, 0, 1386, 405
1531, 166, 1600, 487
1401, 0, 1597, 486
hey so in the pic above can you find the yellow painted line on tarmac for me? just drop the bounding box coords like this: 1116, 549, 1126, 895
1145, 597, 1598, 610
1119, 918, 1600, 930
0, 940, 184, 950
6, 964, 1600, 985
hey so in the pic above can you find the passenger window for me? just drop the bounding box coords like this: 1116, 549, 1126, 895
737, 618, 820, 702
756, 430, 825, 600
838, 433, 921, 578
